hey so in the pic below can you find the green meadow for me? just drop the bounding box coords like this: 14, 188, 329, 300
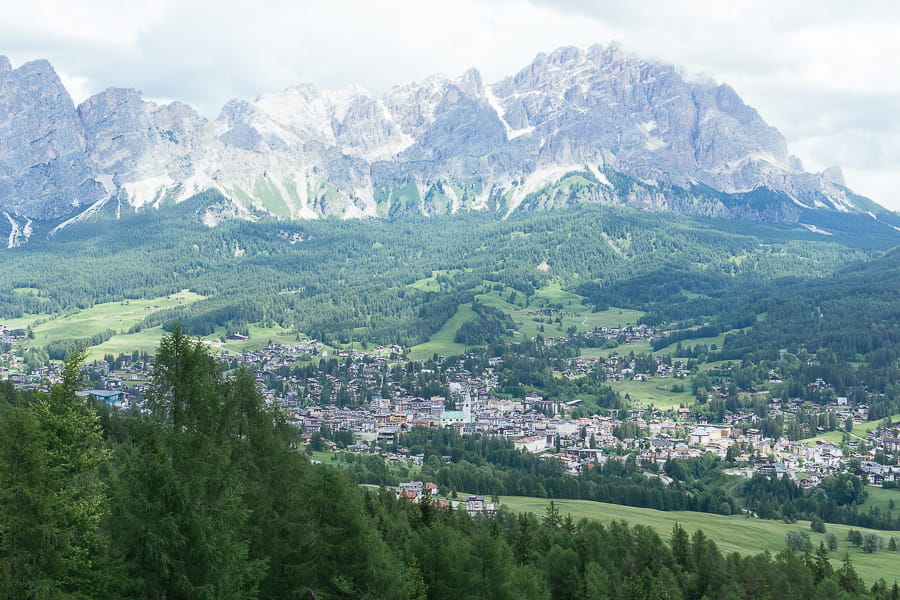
409, 303, 475, 360
0, 291, 203, 360
409, 282, 649, 360
606, 378, 694, 410
500, 495, 900, 585
24, 291, 203, 346
477, 282, 645, 341
803, 414, 900, 447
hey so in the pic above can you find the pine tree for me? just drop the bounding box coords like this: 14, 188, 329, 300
836, 553, 864, 595
543, 500, 562, 528
0, 349, 111, 598
670, 522, 693, 570
111, 326, 264, 599
812, 542, 833, 583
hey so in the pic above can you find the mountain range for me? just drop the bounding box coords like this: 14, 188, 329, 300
1, 44, 898, 245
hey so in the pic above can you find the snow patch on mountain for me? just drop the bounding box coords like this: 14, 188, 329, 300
505, 164, 582, 218
801, 223, 832, 235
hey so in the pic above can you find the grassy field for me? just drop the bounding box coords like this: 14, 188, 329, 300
87, 323, 306, 360
655, 332, 728, 356
23, 291, 204, 349
579, 339, 656, 359
803, 414, 900, 447
87, 326, 171, 360
410, 303, 475, 360
477, 282, 645, 342
409, 282, 646, 360
859, 486, 900, 514
407, 269, 462, 292
606, 378, 694, 410
208, 324, 302, 354
500, 495, 900, 585
1, 314, 44, 330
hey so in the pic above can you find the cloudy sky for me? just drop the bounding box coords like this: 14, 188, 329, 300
4, 0, 898, 210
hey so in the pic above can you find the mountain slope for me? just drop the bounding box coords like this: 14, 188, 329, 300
0, 45, 897, 236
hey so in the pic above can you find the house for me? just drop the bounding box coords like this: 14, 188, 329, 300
883, 438, 900, 453
396, 481, 440, 502
464, 496, 497, 517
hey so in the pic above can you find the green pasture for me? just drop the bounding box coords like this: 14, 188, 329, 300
408, 282, 647, 359
210, 324, 303, 354
607, 378, 693, 410
86, 322, 304, 361
859, 487, 900, 514
86, 326, 171, 360
803, 414, 900, 447
27, 291, 203, 346
500, 495, 900, 585
581, 339, 656, 359
407, 269, 463, 292
0, 314, 43, 331
410, 303, 475, 360
477, 282, 645, 341
656, 332, 728, 356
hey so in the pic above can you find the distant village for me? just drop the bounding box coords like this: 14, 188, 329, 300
3, 325, 899, 493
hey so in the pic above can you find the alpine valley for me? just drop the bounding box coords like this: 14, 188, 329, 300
3, 43, 900, 600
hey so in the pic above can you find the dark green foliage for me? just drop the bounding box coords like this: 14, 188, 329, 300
455, 301, 515, 345
810, 515, 827, 533
111, 326, 265, 599
740, 473, 897, 530
862, 533, 884, 553
786, 530, 813, 553
0, 350, 110, 599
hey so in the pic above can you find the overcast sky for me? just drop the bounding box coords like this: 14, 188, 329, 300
3, 0, 898, 210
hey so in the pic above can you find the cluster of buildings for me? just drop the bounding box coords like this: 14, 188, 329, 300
0, 324, 27, 345
395, 481, 498, 517
2, 333, 898, 494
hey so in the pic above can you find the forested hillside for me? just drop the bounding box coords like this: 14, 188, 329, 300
1, 192, 891, 352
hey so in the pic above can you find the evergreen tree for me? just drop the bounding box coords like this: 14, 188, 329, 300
0, 349, 111, 598
111, 326, 264, 599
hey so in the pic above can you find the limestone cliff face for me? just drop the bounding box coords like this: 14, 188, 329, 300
0, 59, 103, 218
0, 45, 887, 226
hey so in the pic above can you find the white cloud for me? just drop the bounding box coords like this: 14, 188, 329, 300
1, 0, 898, 210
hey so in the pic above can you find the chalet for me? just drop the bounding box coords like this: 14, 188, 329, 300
464, 495, 497, 518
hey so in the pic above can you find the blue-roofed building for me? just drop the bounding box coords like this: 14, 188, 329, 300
441, 410, 467, 427
76, 389, 128, 408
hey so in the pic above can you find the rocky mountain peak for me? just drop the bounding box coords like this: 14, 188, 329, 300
0, 46, 893, 231
0, 56, 103, 219
821, 166, 845, 186
459, 67, 484, 96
